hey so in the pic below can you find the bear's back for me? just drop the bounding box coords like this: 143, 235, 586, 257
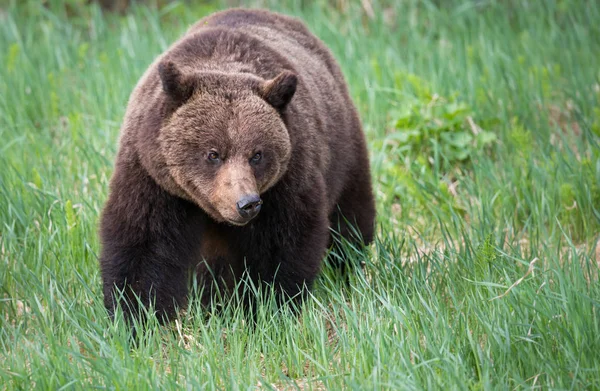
189, 8, 341, 77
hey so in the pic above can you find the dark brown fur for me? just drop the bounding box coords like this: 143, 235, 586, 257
99, 8, 375, 322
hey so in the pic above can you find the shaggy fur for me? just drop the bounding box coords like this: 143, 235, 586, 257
99, 8, 375, 322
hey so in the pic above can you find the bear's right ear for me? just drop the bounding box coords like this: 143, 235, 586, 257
158, 60, 195, 104
260, 71, 298, 110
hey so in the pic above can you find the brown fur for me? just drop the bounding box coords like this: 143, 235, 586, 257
99, 8, 376, 322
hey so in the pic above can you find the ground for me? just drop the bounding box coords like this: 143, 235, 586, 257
0, 0, 599, 389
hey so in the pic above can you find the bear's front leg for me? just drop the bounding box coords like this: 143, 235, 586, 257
244, 182, 330, 309
99, 158, 202, 324
101, 247, 190, 324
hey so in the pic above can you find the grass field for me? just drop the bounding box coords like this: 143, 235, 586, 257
1, 0, 599, 389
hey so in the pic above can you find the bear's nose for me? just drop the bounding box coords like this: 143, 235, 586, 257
236, 194, 263, 220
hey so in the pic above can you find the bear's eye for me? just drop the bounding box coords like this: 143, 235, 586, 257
250, 152, 262, 164
207, 151, 220, 162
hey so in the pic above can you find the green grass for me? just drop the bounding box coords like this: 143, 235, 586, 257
1, 0, 599, 389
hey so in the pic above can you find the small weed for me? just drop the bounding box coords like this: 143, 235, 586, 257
387, 73, 497, 166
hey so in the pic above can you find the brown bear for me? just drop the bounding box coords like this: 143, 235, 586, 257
99, 8, 375, 322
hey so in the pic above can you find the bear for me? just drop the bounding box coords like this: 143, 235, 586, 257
99, 8, 376, 323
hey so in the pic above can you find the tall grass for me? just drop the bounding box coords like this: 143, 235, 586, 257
1, 0, 599, 389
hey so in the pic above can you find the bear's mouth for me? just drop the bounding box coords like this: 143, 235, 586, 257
226, 218, 252, 226
203, 202, 259, 226
225, 213, 260, 226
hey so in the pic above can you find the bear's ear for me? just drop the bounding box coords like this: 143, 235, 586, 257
260, 71, 297, 110
158, 60, 195, 104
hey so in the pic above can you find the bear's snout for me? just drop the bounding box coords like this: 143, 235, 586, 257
236, 194, 262, 221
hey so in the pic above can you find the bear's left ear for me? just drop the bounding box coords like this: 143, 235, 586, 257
260, 71, 298, 110
158, 60, 195, 104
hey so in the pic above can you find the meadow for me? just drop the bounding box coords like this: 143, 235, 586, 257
1, 0, 599, 389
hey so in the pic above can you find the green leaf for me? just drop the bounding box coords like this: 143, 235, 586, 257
476, 131, 497, 147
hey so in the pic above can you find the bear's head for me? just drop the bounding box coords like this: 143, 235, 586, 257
155, 61, 296, 226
